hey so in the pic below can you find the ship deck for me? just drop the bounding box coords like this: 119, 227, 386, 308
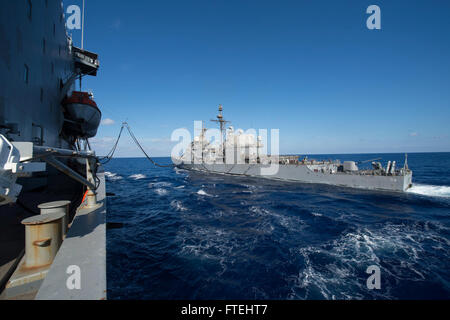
35, 170, 107, 300
0, 171, 83, 299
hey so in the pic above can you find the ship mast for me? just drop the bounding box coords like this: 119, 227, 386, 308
403, 153, 409, 171
79, 0, 85, 91
81, 0, 85, 50
210, 104, 230, 162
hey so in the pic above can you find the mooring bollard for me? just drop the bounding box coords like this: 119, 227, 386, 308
38, 200, 71, 236
21, 212, 65, 269
85, 158, 98, 208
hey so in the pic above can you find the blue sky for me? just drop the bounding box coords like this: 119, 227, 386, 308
65, 0, 450, 156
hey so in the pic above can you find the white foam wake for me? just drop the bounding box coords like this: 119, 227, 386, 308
104, 171, 123, 181
154, 188, 168, 196
197, 189, 213, 197
407, 184, 450, 198
174, 167, 188, 175
149, 182, 172, 188
170, 200, 187, 211
129, 174, 146, 180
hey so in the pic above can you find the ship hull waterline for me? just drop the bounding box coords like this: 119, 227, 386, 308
178, 163, 413, 192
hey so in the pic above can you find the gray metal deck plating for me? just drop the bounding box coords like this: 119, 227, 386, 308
35, 171, 107, 300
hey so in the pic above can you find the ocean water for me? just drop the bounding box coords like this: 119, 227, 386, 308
105, 152, 450, 300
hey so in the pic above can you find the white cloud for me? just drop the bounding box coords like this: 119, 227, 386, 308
90, 136, 116, 144
150, 138, 173, 143
409, 132, 418, 137
101, 118, 115, 126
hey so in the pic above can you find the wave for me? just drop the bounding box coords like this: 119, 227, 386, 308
149, 182, 172, 188
248, 206, 305, 232
174, 167, 188, 175
197, 189, 213, 197
288, 220, 450, 299
129, 174, 146, 180
154, 188, 168, 196
407, 184, 450, 198
170, 200, 187, 211
177, 226, 236, 277
104, 171, 123, 181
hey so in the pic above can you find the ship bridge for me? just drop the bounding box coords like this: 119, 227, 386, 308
72, 46, 100, 76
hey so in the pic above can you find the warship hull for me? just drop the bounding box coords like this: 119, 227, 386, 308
179, 163, 413, 192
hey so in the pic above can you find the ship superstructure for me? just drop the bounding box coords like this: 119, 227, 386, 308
0, 1, 106, 300
177, 106, 413, 192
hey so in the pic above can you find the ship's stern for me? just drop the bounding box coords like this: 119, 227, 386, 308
403, 171, 413, 191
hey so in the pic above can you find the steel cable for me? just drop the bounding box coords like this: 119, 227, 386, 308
99, 124, 125, 164
99, 122, 175, 168
124, 123, 175, 168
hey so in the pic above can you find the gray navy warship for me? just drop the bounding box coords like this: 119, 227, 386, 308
176, 106, 413, 192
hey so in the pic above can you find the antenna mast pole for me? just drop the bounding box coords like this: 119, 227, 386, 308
211, 104, 230, 162
78, 0, 85, 91
81, 0, 85, 50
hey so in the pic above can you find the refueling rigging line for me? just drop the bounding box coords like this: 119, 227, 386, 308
100, 122, 175, 168
99, 125, 124, 164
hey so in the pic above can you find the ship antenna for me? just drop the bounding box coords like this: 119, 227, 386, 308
78, 0, 86, 91
81, 0, 85, 50
210, 104, 230, 162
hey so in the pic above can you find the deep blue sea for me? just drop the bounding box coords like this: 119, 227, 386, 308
105, 152, 450, 300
